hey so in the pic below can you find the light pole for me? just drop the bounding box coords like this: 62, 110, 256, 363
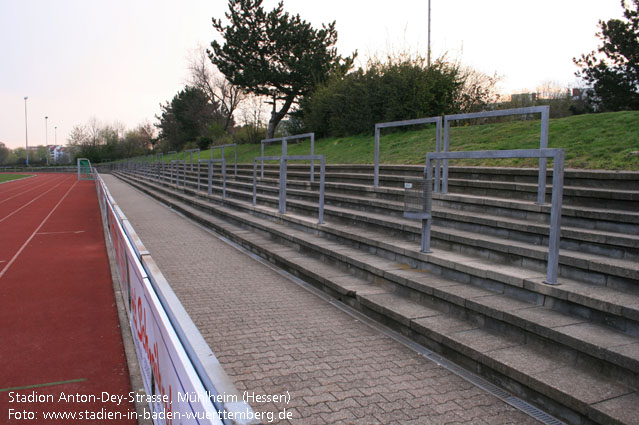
54, 126, 58, 164
427, 0, 431, 67
24, 96, 29, 166
45, 116, 49, 165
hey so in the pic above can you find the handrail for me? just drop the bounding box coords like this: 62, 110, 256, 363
374, 117, 442, 189
442, 106, 550, 203
184, 148, 200, 172
260, 133, 315, 181
210, 143, 238, 176
253, 154, 325, 224
424, 148, 565, 285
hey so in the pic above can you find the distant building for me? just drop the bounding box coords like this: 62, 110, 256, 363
48, 145, 70, 164
510, 93, 538, 103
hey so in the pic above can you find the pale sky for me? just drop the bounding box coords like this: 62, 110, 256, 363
0, 0, 623, 149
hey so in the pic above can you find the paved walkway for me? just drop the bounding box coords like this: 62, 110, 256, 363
102, 175, 538, 425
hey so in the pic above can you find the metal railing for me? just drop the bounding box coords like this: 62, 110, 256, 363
260, 133, 316, 181
210, 143, 238, 176
94, 170, 257, 425
253, 154, 326, 224
198, 158, 227, 198
424, 148, 565, 285
184, 148, 200, 172
374, 117, 442, 188
0, 165, 76, 173
442, 106, 550, 203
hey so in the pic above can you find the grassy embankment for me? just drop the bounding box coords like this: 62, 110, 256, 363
0, 174, 32, 183
165, 111, 639, 170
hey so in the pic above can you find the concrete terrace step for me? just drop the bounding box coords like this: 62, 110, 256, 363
248, 166, 639, 206
198, 175, 639, 290
232, 168, 639, 232
114, 171, 639, 425
240, 163, 639, 191
227, 175, 639, 260
136, 170, 639, 328
115, 172, 639, 354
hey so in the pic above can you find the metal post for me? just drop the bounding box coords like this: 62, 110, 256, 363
234, 144, 238, 176
222, 158, 227, 198
197, 162, 201, 191
374, 127, 380, 187
544, 149, 564, 285
537, 107, 550, 204
208, 162, 213, 196
279, 157, 286, 214
261, 142, 265, 178
318, 157, 325, 224
442, 120, 450, 193
310, 134, 315, 183
252, 160, 257, 206
434, 120, 441, 193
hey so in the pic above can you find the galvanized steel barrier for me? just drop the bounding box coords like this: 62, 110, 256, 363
185, 148, 200, 172
253, 154, 326, 224
443, 106, 550, 203
260, 133, 315, 181
374, 117, 442, 188
94, 169, 258, 425
424, 148, 565, 285
199, 158, 227, 198
211, 143, 238, 177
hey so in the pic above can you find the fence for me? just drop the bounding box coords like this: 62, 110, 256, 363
374, 117, 442, 188
424, 148, 565, 285
442, 106, 550, 203
253, 154, 326, 224
94, 169, 258, 425
199, 158, 227, 198
185, 148, 200, 172
260, 133, 315, 181
0, 165, 76, 173
211, 143, 238, 176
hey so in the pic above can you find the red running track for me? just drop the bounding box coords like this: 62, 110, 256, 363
0, 173, 137, 424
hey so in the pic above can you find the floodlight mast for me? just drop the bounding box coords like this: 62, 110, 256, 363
24, 96, 29, 166
427, 0, 431, 67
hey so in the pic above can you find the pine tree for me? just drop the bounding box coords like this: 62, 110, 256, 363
209, 0, 355, 138
574, 0, 639, 111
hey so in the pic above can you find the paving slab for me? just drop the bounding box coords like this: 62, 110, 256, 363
102, 175, 539, 424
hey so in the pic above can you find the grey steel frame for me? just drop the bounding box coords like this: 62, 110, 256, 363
374, 117, 442, 189
425, 148, 565, 285
167, 151, 177, 183
198, 158, 227, 198
170, 159, 187, 188
210, 143, 238, 176
260, 133, 315, 181
184, 148, 200, 172
253, 154, 326, 224
442, 106, 550, 203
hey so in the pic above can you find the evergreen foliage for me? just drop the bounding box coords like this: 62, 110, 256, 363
574, 0, 639, 111
209, 0, 355, 138
156, 86, 225, 151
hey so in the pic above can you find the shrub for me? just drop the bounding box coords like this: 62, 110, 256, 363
300, 55, 496, 137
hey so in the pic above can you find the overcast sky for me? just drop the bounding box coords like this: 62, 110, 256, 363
0, 0, 623, 149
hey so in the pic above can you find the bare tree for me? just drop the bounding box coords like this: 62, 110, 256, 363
68, 124, 89, 147
86, 117, 102, 147
455, 65, 501, 113
187, 46, 245, 132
